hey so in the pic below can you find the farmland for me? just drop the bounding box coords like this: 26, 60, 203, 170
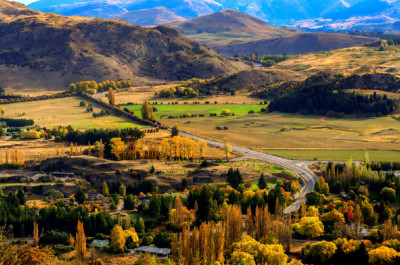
124, 103, 400, 161
2, 97, 144, 129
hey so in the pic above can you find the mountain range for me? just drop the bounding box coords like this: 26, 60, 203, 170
0, 0, 247, 91
167, 10, 377, 55
24, 0, 400, 30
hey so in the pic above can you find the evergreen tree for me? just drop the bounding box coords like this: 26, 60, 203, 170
136, 218, 145, 234
75, 189, 86, 204
124, 194, 135, 210
258, 174, 267, 189
226, 168, 243, 189
16, 189, 26, 205
171, 124, 179, 136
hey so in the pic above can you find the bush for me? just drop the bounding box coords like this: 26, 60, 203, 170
381, 187, 396, 202
39, 230, 69, 245
221, 109, 232, 116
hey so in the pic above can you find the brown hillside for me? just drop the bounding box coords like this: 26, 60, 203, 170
0, 0, 249, 92
168, 9, 297, 47
217, 33, 378, 56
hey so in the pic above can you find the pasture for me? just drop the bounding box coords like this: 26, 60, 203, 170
2, 97, 144, 129
127, 103, 400, 161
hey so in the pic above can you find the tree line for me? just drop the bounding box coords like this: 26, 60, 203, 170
268, 74, 396, 116
69, 80, 132, 94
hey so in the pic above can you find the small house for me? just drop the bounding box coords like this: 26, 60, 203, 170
135, 246, 171, 257
91, 239, 109, 250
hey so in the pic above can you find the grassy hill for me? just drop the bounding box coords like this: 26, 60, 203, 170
0, 0, 248, 92
270, 45, 400, 78
168, 9, 297, 48
217, 32, 378, 56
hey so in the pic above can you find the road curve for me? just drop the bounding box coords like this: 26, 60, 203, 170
179, 131, 318, 214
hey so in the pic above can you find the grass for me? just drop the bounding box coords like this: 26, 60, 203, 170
271, 46, 400, 78
137, 105, 400, 161
124, 103, 263, 119
264, 150, 400, 162
3, 97, 145, 129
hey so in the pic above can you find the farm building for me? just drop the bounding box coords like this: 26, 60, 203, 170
135, 246, 171, 257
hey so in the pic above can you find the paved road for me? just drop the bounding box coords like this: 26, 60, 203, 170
179, 131, 318, 214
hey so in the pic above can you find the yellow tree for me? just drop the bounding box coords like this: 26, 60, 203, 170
110, 138, 125, 160
108, 87, 115, 105
246, 207, 254, 237
197, 140, 208, 159
99, 139, 104, 159
141, 100, 155, 120
223, 141, 232, 161
33, 222, 39, 246
110, 225, 126, 253
75, 220, 86, 260
0, 107, 5, 116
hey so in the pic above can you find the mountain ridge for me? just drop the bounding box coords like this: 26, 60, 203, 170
0, 0, 248, 91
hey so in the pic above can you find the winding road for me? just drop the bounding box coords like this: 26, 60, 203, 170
179, 131, 318, 214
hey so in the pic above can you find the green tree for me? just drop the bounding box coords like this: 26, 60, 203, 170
124, 194, 135, 210
136, 218, 145, 234
102, 182, 110, 197
119, 183, 126, 197
258, 174, 267, 189
171, 124, 179, 136
16, 189, 26, 205
75, 189, 86, 204
381, 187, 396, 202
226, 168, 243, 189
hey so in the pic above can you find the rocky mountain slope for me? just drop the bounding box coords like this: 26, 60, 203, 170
0, 0, 247, 91
115, 7, 184, 26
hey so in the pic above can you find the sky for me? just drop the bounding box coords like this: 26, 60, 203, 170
14, 0, 37, 4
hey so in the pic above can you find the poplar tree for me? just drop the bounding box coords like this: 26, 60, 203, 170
33, 222, 39, 246
141, 100, 155, 120
108, 87, 115, 105
76, 220, 86, 260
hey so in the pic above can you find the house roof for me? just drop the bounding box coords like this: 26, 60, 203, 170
136, 246, 171, 255
92, 239, 109, 248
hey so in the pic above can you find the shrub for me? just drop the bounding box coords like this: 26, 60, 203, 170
39, 230, 69, 245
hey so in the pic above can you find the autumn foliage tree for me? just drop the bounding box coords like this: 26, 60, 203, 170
141, 100, 155, 120
110, 225, 126, 253
108, 87, 115, 105
76, 220, 86, 260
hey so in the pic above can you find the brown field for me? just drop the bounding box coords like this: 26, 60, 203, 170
157, 110, 400, 161
2, 97, 144, 129
270, 46, 400, 79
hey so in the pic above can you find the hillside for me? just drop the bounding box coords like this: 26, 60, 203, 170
216, 33, 378, 56
0, 0, 248, 92
168, 9, 297, 47
115, 7, 184, 26
269, 45, 400, 78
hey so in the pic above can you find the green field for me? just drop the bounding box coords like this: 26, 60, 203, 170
264, 149, 400, 162
124, 103, 263, 119
128, 103, 400, 161
3, 97, 145, 129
